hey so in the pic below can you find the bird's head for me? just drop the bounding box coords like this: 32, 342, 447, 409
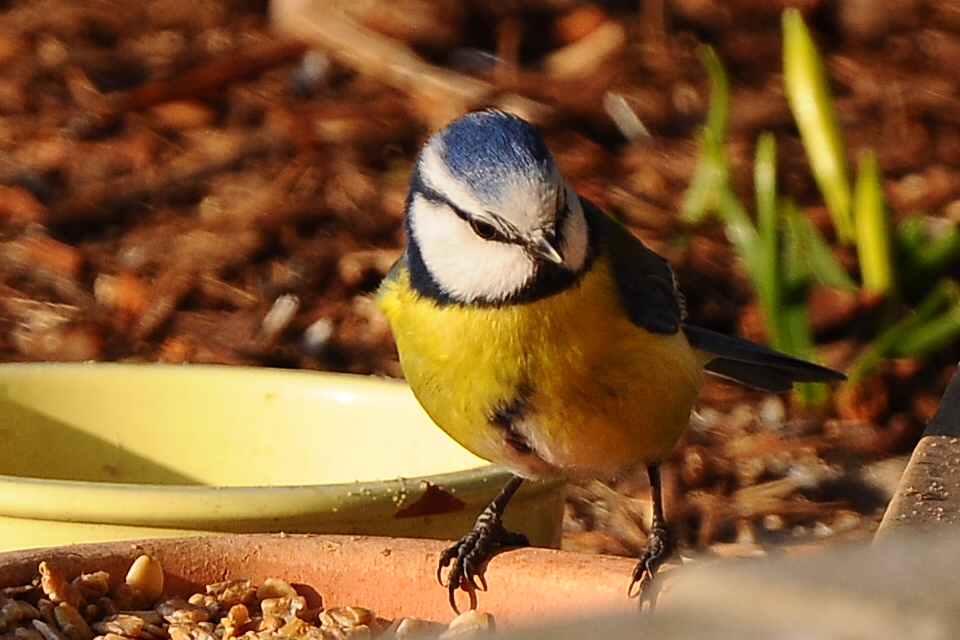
404, 110, 591, 305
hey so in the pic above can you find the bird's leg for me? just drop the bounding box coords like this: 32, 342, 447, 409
629, 464, 674, 607
437, 474, 529, 612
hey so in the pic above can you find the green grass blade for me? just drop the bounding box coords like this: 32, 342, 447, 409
896, 213, 960, 300
781, 301, 828, 407
682, 46, 731, 223
717, 184, 759, 261
845, 280, 957, 382
682, 132, 728, 222
753, 132, 784, 351
782, 8, 854, 243
700, 45, 729, 147
892, 301, 960, 359
782, 200, 857, 291
853, 149, 895, 295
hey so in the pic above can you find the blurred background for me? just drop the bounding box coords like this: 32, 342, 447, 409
0, 0, 958, 565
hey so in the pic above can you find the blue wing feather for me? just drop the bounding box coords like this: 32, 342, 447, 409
584, 198, 845, 391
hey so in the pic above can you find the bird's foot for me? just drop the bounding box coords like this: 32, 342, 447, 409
628, 519, 674, 609
438, 513, 529, 612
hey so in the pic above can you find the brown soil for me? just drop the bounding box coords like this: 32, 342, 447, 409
0, 0, 957, 562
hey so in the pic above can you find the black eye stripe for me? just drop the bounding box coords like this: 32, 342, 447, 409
414, 184, 510, 243
414, 183, 473, 224
414, 180, 449, 207
412, 175, 572, 247
449, 202, 507, 242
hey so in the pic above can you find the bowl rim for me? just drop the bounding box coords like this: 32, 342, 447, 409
0, 465, 542, 526
0, 363, 560, 527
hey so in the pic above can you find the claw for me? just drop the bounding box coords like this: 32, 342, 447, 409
437, 476, 528, 612
627, 568, 644, 600
448, 583, 460, 613
629, 465, 675, 609
466, 569, 482, 592
444, 551, 479, 614
437, 548, 456, 585
628, 548, 663, 600
438, 524, 527, 613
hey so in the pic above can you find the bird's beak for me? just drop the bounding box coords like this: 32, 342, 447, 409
529, 235, 564, 264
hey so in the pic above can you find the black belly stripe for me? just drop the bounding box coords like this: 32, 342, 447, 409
488, 383, 534, 455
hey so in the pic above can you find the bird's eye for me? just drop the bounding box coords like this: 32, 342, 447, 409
470, 219, 499, 240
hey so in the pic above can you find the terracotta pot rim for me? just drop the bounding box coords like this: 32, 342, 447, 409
0, 533, 639, 627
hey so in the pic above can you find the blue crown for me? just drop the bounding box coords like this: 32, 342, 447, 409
437, 110, 555, 200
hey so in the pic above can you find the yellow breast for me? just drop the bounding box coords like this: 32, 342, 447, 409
376, 256, 705, 480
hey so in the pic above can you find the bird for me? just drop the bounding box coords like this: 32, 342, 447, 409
376, 109, 845, 611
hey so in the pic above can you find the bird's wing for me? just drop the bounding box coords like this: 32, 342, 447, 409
582, 198, 845, 392
684, 325, 845, 391
582, 198, 683, 335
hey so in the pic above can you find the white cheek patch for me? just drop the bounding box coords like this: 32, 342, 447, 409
409, 196, 536, 302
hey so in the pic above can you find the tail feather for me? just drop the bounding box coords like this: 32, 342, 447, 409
683, 325, 845, 393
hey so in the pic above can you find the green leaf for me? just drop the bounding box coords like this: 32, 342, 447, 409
753, 133, 783, 351
892, 302, 960, 359
782, 200, 857, 291
682, 132, 728, 223
681, 46, 732, 224
845, 280, 958, 382
853, 149, 895, 295
780, 302, 829, 407
782, 8, 854, 243
717, 184, 759, 261
895, 213, 960, 299
700, 45, 730, 147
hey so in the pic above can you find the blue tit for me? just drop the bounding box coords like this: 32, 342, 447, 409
376, 109, 845, 611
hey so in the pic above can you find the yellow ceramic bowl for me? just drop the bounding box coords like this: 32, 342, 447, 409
0, 363, 564, 552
